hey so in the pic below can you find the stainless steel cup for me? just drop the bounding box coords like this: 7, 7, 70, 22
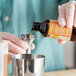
12, 54, 45, 76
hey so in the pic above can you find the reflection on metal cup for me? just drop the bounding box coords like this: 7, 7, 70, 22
12, 54, 45, 76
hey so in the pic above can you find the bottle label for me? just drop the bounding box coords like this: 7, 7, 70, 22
48, 20, 73, 40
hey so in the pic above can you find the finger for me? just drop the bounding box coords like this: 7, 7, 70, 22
66, 4, 75, 27
58, 39, 66, 44
31, 44, 35, 50
74, 7, 76, 27
9, 41, 25, 54
0, 32, 28, 50
58, 5, 66, 26
8, 52, 14, 64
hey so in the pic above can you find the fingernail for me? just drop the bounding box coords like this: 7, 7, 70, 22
67, 22, 72, 28
61, 18, 66, 26
59, 41, 66, 44
67, 20, 73, 28
61, 41, 66, 44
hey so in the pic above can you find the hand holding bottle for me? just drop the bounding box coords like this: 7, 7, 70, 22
58, 1, 76, 44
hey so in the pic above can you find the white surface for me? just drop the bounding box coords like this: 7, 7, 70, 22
63, 41, 75, 68
0, 40, 8, 76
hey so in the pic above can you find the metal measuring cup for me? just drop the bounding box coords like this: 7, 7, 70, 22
12, 34, 45, 76
12, 54, 45, 76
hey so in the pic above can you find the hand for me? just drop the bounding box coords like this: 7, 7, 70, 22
0, 32, 35, 64
58, 1, 76, 44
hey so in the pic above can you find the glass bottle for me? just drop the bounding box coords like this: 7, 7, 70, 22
32, 19, 76, 41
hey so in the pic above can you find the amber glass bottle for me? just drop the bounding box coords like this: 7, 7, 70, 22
32, 19, 76, 42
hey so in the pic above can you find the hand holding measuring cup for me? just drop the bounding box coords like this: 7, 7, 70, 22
0, 32, 35, 64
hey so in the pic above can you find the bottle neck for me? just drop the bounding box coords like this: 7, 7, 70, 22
32, 20, 50, 37
32, 22, 41, 31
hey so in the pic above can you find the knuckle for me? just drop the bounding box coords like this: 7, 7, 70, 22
20, 41, 28, 49
68, 4, 73, 8
3, 32, 9, 35
19, 41, 24, 46
3, 32, 14, 38
11, 33, 18, 38
67, 4, 75, 11
58, 5, 65, 13
58, 5, 63, 10
69, 1, 75, 6
59, 3, 66, 9
70, 1, 75, 4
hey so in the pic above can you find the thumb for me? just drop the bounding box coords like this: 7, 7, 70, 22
58, 39, 66, 44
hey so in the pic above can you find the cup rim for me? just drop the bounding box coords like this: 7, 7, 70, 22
21, 34, 36, 39
12, 54, 45, 60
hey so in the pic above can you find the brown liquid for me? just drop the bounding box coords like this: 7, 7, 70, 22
31, 30, 32, 38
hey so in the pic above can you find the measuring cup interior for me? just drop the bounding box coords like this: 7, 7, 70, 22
12, 54, 45, 60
